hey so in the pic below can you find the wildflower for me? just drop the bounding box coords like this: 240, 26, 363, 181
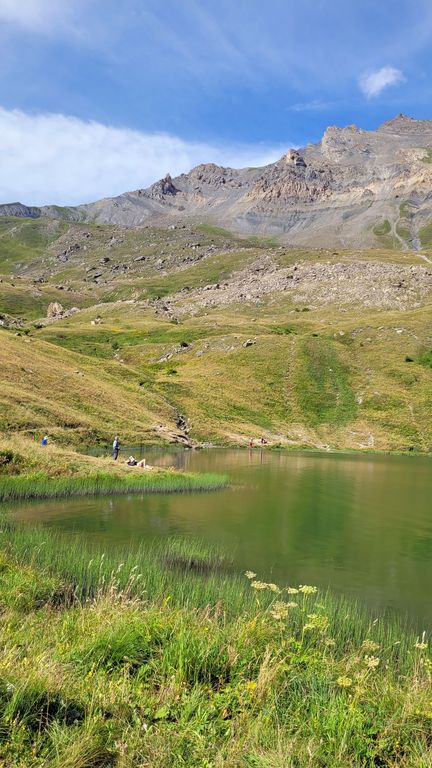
269, 600, 296, 620
364, 655, 380, 669
415, 632, 428, 650
325, 638, 336, 647
337, 676, 353, 688
245, 681, 257, 691
299, 585, 318, 595
285, 587, 299, 594
303, 613, 329, 633
268, 583, 281, 593
361, 639, 380, 653
245, 571, 257, 580
251, 580, 267, 591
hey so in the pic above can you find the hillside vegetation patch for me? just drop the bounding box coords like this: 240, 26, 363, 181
295, 337, 357, 427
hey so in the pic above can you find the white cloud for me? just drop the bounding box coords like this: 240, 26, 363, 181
288, 99, 334, 113
0, 107, 286, 206
358, 66, 406, 98
0, 0, 73, 31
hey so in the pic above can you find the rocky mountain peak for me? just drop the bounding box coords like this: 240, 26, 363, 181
320, 123, 364, 161
378, 113, 415, 130
146, 173, 178, 201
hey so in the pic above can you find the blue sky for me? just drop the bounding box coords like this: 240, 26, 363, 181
1, 0, 432, 204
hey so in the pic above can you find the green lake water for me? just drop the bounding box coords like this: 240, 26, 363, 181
11, 448, 432, 626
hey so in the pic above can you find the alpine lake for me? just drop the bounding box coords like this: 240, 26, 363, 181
10, 448, 432, 627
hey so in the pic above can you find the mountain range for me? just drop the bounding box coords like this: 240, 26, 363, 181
2, 114, 432, 249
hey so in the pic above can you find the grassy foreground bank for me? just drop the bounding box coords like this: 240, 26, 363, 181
0, 436, 227, 501
0, 521, 430, 767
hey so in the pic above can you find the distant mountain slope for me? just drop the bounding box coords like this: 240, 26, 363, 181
3, 114, 432, 248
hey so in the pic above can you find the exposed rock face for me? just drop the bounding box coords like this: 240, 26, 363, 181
147, 173, 178, 200
4, 115, 432, 248
283, 149, 307, 167
245, 158, 332, 205
0, 202, 41, 218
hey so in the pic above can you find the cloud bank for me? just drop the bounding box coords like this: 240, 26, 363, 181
359, 66, 405, 98
0, 107, 286, 206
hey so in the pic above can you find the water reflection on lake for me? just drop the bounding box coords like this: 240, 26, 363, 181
11, 448, 432, 625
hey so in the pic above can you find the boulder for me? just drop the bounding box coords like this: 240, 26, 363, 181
47, 302, 64, 318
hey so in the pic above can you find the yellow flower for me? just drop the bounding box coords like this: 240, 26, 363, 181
269, 600, 291, 619
299, 585, 318, 595
285, 587, 299, 594
245, 681, 257, 691
364, 655, 380, 669
268, 583, 281, 593
251, 580, 267, 591
337, 676, 353, 688
361, 639, 380, 653
303, 613, 329, 632
245, 571, 257, 580
415, 632, 428, 650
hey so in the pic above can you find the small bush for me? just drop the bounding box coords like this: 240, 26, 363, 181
418, 349, 432, 369
0, 451, 25, 476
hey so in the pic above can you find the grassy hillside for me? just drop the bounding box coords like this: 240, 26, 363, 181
1, 216, 432, 452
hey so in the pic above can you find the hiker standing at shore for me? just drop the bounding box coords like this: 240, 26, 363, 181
113, 436, 120, 461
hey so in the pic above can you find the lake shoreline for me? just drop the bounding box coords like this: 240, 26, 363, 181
0, 435, 228, 502
82, 440, 432, 461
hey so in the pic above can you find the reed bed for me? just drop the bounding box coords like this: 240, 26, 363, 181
0, 517, 430, 767
0, 469, 228, 502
